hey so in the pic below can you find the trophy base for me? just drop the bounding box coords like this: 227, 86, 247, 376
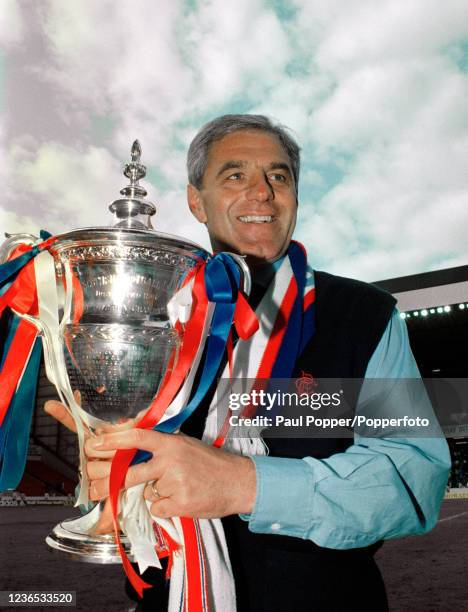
46, 505, 134, 564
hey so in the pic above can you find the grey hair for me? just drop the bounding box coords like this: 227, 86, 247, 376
187, 114, 300, 193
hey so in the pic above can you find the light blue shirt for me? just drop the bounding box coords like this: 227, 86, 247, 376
246, 309, 451, 548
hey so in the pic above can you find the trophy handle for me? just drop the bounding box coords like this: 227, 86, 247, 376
224, 253, 252, 297
0, 232, 39, 263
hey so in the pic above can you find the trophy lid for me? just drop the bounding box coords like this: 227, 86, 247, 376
108, 140, 157, 231
50, 140, 209, 263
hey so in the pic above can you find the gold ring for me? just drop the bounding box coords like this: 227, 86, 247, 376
151, 480, 161, 499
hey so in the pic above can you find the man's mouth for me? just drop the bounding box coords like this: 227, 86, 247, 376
238, 215, 274, 223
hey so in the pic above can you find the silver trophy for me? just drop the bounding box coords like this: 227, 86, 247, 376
1, 142, 249, 563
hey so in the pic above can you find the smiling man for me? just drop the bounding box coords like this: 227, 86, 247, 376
186, 127, 298, 265
49, 115, 450, 612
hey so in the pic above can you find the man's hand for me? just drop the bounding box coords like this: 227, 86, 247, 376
43, 395, 118, 532
85, 429, 257, 519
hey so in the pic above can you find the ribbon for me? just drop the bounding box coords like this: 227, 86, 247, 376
0, 332, 42, 490
269, 240, 307, 380
0, 230, 56, 313
0, 318, 39, 427
181, 518, 209, 612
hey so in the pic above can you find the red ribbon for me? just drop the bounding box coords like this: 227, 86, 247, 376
233, 291, 259, 340
180, 517, 208, 611
0, 319, 38, 427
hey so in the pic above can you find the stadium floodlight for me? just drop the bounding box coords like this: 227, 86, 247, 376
421, 309, 428, 316
444, 305, 451, 313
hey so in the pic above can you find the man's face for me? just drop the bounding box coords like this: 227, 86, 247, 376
187, 130, 298, 265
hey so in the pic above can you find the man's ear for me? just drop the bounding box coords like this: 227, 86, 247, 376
187, 184, 208, 224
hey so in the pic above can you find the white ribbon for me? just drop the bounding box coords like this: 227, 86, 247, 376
167, 277, 195, 327
30, 250, 93, 506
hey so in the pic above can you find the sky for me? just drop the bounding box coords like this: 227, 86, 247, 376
1, 0, 467, 282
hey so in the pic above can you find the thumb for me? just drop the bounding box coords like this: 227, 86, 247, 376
44, 399, 78, 434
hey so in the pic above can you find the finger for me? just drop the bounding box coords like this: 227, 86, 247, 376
144, 480, 168, 502
89, 477, 108, 501
123, 461, 162, 489
93, 406, 150, 435
87, 428, 171, 453
44, 400, 78, 434
148, 499, 176, 519
86, 460, 111, 480
88, 457, 162, 499
96, 418, 137, 434
84, 436, 117, 459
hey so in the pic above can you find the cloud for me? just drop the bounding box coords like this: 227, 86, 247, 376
0, 0, 24, 48
290, 0, 468, 279
2, 0, 467, 282
38, 0, 291, 161
3, 140, 121, 235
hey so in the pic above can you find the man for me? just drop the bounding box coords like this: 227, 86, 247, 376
46, 114, 450, 611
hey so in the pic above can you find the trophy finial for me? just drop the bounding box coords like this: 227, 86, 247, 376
123, 140, 146, 185
109, 140, 156, 230
131, 140, 141, 163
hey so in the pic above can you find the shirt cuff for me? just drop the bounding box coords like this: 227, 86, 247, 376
241, 455, 316, 538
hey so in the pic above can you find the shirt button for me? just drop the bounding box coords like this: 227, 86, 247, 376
271, 522, 281, 531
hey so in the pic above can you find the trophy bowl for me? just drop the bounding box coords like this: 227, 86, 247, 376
50, 228, 203, 421
44, 230, 209, 561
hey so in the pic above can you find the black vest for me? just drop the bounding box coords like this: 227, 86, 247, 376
222, 271, 396, 612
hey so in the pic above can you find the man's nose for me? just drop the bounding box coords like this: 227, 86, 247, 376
245, 173, 274, 202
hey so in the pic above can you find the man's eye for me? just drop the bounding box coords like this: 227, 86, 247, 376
227, 172, 242, 180
270, 173, 287, 182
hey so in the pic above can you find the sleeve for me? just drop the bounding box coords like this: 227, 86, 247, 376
244, 309, 451, 548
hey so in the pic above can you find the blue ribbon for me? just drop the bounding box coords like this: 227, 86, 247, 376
0, 313, 43, 491
133, 253, 241, 464
270, 241, 308, 380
